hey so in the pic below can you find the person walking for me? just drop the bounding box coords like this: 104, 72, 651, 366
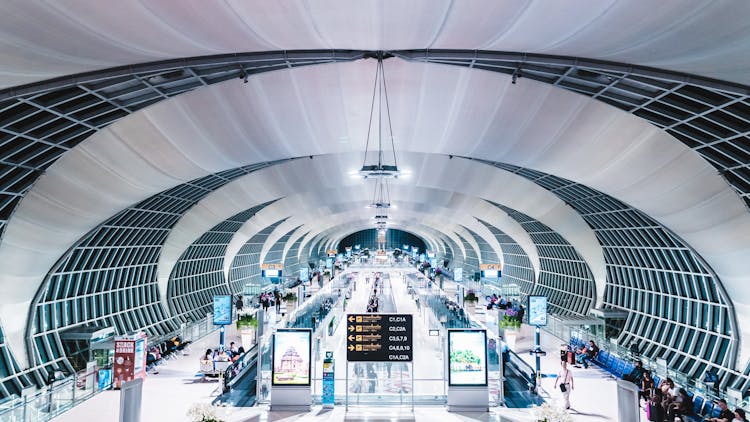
554, 361, 574, 409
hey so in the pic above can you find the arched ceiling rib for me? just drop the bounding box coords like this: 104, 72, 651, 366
2, 1, 750, 89
222, 198, 533, 288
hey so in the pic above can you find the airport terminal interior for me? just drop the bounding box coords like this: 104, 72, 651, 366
0, 2, 750, 421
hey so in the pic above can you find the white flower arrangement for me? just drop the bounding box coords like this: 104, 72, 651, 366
187, 402, 224, 422
531, 402, 573, 422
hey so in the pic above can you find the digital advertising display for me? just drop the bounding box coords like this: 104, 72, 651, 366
272, 329, 312, 386
213, 295, 232, 325
528, 295, 548, 326
454, 268, 463, 282
448, 330, 488, 386
133, 338, 145, 374
299, 267, 309, 281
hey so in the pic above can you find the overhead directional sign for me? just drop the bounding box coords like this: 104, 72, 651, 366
346, 314, 413, 362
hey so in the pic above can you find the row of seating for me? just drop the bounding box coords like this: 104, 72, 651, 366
569, 338, 725, 421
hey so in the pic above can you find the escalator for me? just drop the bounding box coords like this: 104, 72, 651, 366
215, 283, 346, 407
503, 350, 545, 408
213, 344, 260, 407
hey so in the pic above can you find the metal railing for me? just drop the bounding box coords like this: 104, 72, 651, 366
0, 369, 108, 421
0, 316, 217, 422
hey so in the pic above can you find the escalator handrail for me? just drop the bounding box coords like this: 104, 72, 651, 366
223, 344, 258, 389
506, 349, 536, 389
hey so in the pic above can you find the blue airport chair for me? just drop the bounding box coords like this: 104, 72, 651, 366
692, 395, 704, 416
701, 401, 714, 418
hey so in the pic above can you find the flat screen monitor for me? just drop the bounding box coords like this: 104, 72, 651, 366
481, 269, 500, 279
448, 330, 488, 386
261, 269, 281, 278
528, 295, 548, 326
213, 295, 232, 325
272, 329, 312, 386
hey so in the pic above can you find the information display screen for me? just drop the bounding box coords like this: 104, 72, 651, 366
133, 338, 145, 374
528, 295, 548, 326
448, 330, 487, 386
481, 269, 500, 279
454, 268, 463, 282
272, 329, 312, 386
261, 269, 281, 278
212, 295, 232, 325
299, 267, 309, 281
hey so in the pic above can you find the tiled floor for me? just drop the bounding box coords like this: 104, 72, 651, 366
53, 269, 645, 421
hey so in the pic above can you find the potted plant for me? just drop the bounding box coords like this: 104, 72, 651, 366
187, 402, 225, 422
283, 291, 298, 312
236, 313, 258, 347
499, 311, 522, 349
463, 290, 479, 315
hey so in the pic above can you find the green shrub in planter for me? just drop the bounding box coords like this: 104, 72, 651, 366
499, 315, 521, 329
283, 292, 297, 302
236, 314, 258, 330
464, 291, 479, 302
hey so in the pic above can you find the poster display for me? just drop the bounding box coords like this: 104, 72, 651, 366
213, 295, 232, 325
448, 330, 488, 386
528, 295, 548, 326
133, 338, 145, 374
113, 333, 148, 389
300, 267, 309, 281
454, 268, 463, 282
272, 329, 312, 386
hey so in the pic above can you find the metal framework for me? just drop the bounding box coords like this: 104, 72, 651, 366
0, 49, 748, 397
478, 159, 738, 388
395, 50, 750, 211
23, 160, 291, 393
168, 202, 275, 324
477, 219, 535, 298
494, 203, 596, 317
228, 220, 286, 297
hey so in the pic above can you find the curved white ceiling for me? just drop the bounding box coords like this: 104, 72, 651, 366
158, 152, 581, 297
1, 57, 749, 366
2, 1, 750, 88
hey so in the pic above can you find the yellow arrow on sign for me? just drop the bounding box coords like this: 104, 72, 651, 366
348, 315, 355, 322
348, 344, 355, 351
348, 325, 355, 332
348, 335, 355, 342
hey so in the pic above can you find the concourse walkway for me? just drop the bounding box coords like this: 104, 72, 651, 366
51, 269, 643, 422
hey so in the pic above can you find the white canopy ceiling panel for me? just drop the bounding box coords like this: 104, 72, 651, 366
158, 163, 546, 291
2, 58, 747, 363
415, 154, 606, 305
222, 194, 508, 283
2, 1, 750, 89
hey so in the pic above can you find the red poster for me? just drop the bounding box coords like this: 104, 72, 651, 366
113, 340, 135, 389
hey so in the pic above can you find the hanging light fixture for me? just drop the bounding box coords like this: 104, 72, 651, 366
359, 54, 400, 179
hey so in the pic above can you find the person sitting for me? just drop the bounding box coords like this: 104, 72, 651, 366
575, 344, 589, 368
704, 399, 735, 422
666, 387, 692, 422
640, 371, 655, 401
624, 360, 646, 384
734, 408, 748, 422
647, 393, 666, 422
215, 349, 230, 362
201, 349, 213, 362
232, 347, 245, 362
705, 398, 734, 422
659, 378, 677, 411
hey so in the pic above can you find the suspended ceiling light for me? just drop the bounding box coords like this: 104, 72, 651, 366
359, 54, 400, 179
